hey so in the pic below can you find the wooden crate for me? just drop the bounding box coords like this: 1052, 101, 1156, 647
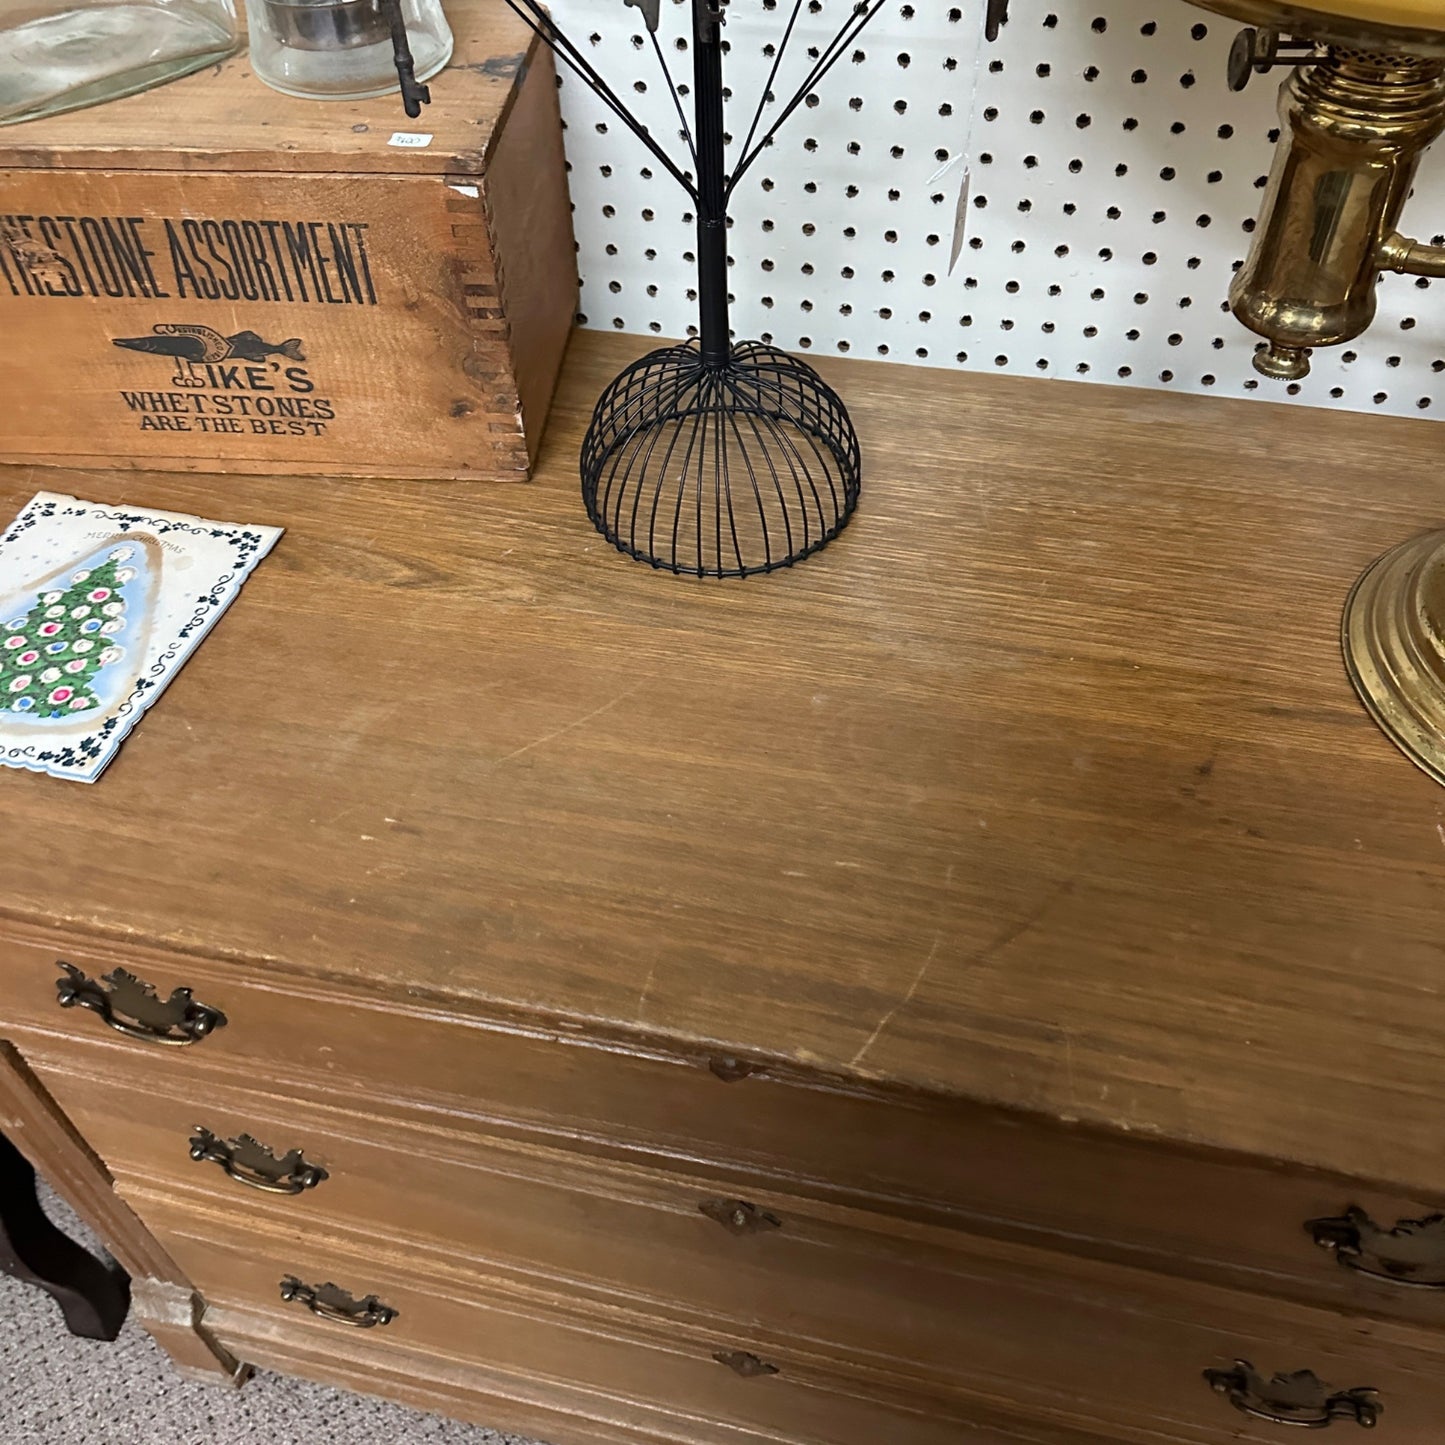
0, 1, 575, 481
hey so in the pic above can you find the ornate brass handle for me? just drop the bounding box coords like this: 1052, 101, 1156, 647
1204, 1361, 1380, 1429
55, 962, 226, 1047
1308, 1206, 1445, 1289
279, 1276, 397, 1329
189, 1128, 328, 1195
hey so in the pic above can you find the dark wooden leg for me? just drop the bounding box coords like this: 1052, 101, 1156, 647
0, 1128, 129, 1341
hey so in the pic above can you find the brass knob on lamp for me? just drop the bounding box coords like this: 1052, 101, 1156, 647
1227, 26, 1321, 91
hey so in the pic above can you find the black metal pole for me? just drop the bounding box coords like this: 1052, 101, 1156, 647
691, 0, 730, 367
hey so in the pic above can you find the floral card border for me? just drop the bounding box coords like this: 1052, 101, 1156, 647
0, 492, 282, 783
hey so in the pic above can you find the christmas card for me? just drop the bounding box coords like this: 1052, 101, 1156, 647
0, 493, 282, 783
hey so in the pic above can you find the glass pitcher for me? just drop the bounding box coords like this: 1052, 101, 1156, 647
0, 0, 239, 126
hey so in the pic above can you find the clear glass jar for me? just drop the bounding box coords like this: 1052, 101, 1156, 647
0, 0, 239, 126
243, 0, 452, 101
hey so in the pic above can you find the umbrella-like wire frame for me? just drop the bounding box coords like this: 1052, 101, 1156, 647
581, 340, 861, 577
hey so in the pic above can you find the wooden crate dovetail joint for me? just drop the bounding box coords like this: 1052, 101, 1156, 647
0, 0, 575, 483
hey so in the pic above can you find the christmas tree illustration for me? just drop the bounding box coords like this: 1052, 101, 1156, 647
1, 548, 132, 719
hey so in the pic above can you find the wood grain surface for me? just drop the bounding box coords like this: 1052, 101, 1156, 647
2, 332, 1445, 1195
124, 1183, 1445, 1445
0, 1, 542, 177
0, 9, 573, 481
0, 1043, 242, 1377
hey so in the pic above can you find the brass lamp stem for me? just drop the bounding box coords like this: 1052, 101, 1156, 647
1231, 49, 1445, 380
1185, 0, 1445, 789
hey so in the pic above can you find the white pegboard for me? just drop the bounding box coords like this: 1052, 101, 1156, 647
544, 0, 1445, 417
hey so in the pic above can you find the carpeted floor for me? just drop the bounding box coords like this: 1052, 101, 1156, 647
1, 1184, 545, 1445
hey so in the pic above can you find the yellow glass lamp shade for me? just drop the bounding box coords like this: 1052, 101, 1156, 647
1309, 0, 1441, 25
1187, 0, 1445, 50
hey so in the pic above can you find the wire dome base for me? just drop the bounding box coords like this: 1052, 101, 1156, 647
580, 340, 862, 578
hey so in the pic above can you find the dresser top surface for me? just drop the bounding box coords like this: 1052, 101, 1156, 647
4, 331, 1444, 1189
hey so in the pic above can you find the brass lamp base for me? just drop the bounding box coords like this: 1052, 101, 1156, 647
1343, 530, 1445, 786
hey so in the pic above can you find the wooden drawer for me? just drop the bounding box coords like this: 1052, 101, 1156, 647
133, 1194, 1009, 1445
30, 1041, 1277, 1403
202, 1308, 1111, 1445
132, 1188, 1445, 1445
8, 921, 1445, 1340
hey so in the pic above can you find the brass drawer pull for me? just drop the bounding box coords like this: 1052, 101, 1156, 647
279, 1276, 397, 1329
699, 1198, 782, 1235
1308, 1206, 1445, 1288
189, 1128, 329, 1195
1205, 1361, 1380, 1429
55, 962, 226, 1047
714, 1349, 779, 1378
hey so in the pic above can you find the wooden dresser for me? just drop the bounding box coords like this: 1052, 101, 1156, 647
4, 332, 1445, 1444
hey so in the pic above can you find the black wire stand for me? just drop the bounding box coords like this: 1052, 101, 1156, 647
500, 0, 892, 576
391, 0, 1009, 575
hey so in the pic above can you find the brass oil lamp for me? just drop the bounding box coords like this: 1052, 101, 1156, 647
1188, 0, 1445, 785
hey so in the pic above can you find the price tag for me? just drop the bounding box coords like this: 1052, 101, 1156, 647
388, 132, 434, 148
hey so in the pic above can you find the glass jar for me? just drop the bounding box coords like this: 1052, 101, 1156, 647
0, 0, 239, 126
243, 0, 452, 101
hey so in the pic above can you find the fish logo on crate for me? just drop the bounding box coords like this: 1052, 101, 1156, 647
109, 323, 337, 440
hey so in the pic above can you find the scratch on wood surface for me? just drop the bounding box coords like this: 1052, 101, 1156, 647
1436, 822, 1445, 850
317, 803, 363, 828
636, 959, 659, 1018
851, 931, 942, 1068
850, 878, 1076, 1071
492, 687, 640, 767
972, 877, 1076, 969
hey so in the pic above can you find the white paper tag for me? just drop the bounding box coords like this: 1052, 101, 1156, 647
388, 132, 434, 148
